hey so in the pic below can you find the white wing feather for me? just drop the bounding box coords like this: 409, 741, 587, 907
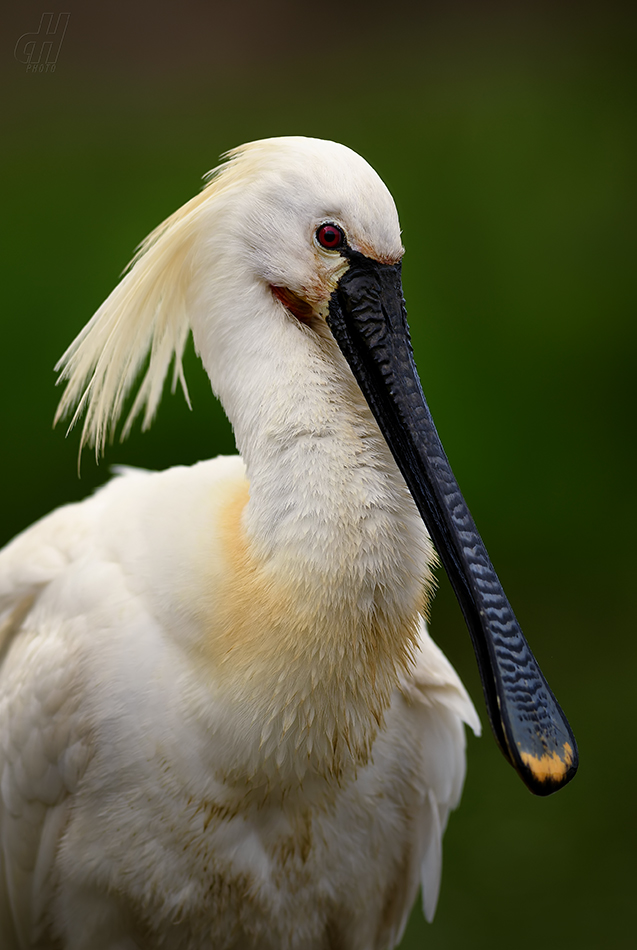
0, 618, 92, 948
400, 623, 480, 930
0, 494, 102, 948
0, 458, 244, 947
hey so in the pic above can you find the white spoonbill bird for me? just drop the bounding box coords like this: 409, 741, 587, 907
0, 137, 577, 950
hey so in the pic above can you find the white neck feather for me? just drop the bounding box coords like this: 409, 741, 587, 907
190, 278, 436, 791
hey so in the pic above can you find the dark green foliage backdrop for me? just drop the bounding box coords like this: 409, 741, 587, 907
2, 4, 635, 947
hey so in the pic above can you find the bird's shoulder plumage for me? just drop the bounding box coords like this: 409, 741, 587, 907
0, 457, 478, 948
0, 457, 245, 945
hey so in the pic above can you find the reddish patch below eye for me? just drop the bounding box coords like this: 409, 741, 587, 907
271, 285, 315, 324
316, 224, 344, 250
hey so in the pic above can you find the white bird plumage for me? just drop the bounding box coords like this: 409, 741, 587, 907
0, 137, 480, 950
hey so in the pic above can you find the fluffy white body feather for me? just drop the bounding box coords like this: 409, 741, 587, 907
0, 137, 479, 950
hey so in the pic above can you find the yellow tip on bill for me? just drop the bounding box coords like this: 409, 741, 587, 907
520, 742, 574, 784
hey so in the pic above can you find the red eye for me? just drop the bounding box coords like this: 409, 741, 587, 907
316, 223, 345, 250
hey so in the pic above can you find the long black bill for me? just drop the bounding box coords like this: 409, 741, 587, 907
327, 251, 578, 796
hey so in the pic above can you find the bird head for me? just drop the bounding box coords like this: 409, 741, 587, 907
208, 137, 403, 312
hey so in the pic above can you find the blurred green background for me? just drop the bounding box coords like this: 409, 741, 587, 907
2, 2, 636, 947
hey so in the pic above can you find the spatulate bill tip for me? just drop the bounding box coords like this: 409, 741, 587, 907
513, 738, 579, 796
490, 656, 579, 796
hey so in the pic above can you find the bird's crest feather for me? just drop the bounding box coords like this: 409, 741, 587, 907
54, 150, 245, 458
